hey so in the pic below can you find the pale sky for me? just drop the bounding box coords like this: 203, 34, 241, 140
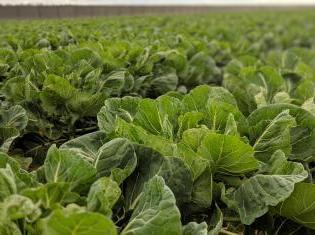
1, 0, 315, 5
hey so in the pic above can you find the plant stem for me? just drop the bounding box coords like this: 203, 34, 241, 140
220, 229, 240, 235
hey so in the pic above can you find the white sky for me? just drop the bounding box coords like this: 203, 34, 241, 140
1, 0, 315, 5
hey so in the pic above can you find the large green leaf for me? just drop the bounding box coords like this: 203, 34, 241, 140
181, 85, 247, 134
276, 182, 315, 230
0, 105, 28, 152
224, 66, 285, 116
184, 52, 221, 86
21, 182, 77, 209
250, 66, 285, 102
40, 74, 105, 119
97, 96, 140, 134
0, 165, 17, 201
203, 100, 248, 135
0, 152, 20, 170
189, 168, 213, 210
0, 194, 41, 223
40, 209, 117, 235
44, 145, 97, 193
223, 74, 257, 116
197, 133, 259, 175
133, 95, 181, 139
60, 131, 108, 162
182, 85, 237, 113
0, 105, 27, 131
62, 134, 136, 185
151, 73, 179, 96
101, 70, 134, 96
177, 140, 209, 181
122, 176, 182, 235
225, 150, 307, 225
87, 177, 121, 216
248, 103, 315, 161
115, 118, 176, 156
93, 138, 137, 184
125, 145, 193, 209
248, 109, 296, 162
0, 152, 38, 191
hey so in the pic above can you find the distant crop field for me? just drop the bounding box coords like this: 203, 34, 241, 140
1, 11, 315, 234
0, 5, 312, 19
0, 5, 222, 19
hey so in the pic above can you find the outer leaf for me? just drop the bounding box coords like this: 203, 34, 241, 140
40, 209, 117, 235
254, 66, 285, 102
97, 96, 140, 134
44, 145, 97, 193
0, 221, 21, 235
0, 105, 28, 131
248, 103, 315, 161
39, 74, 81, 115
182, 222, 207, 235
0, 105, 28, 152
0, 152, 38, 190
190, 168, 213, 210
62, 135, 136, 185
225, 150, 307, 225
176, 142, 208, 181
276, 182, 315, 230
151, 73, 179, 96
0, 165, 17, 201
60, 131, 108, 163
125, 146, 193, 209
182, 85, 237, 113
248, 109, 296, 162
122, 176, 182, 235
302, 98, 315, 115
0, 194, 41, 223
87, 177, 121, 216
0, 152, 20, 170
94, 138, 137, 184
115, 118, 176, 156
223, 74, 257, 116
102, 70, 134, 96
224, 65, 285, 115
40, 74, 105, 118
21, 182, 76, 209
208, 204, 223, 235
180, 128, 211, 152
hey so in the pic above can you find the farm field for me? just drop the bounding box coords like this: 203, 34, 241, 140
1, 10, 315, 234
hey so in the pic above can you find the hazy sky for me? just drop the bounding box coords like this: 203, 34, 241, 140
1, 0, 315, 5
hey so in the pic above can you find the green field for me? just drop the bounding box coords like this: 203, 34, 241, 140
1, 10, 315, 234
